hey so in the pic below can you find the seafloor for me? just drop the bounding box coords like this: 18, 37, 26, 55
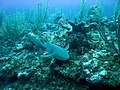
0, 4, 120, 90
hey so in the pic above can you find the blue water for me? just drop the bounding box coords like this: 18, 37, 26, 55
0, 0, 118, 19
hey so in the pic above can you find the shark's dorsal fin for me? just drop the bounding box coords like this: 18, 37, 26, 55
64, 43, 69, 50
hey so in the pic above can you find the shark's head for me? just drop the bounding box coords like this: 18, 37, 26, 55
55, 49, 69, 60
61, 50, 69, 60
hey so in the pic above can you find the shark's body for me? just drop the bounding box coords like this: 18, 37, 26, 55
27, 35, 69, 60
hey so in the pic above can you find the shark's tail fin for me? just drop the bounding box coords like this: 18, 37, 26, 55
27, 34, 45, 47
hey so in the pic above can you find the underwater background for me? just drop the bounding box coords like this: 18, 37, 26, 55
0, 0, 120, 90
0, 0, 118, 17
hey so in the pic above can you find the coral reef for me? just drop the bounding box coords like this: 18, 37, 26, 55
0, 1, 120, 90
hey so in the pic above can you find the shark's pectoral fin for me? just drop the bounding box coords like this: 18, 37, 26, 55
40, 53, 55, 58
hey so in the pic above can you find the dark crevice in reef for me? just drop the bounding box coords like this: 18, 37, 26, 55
88, 84, 120, 90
